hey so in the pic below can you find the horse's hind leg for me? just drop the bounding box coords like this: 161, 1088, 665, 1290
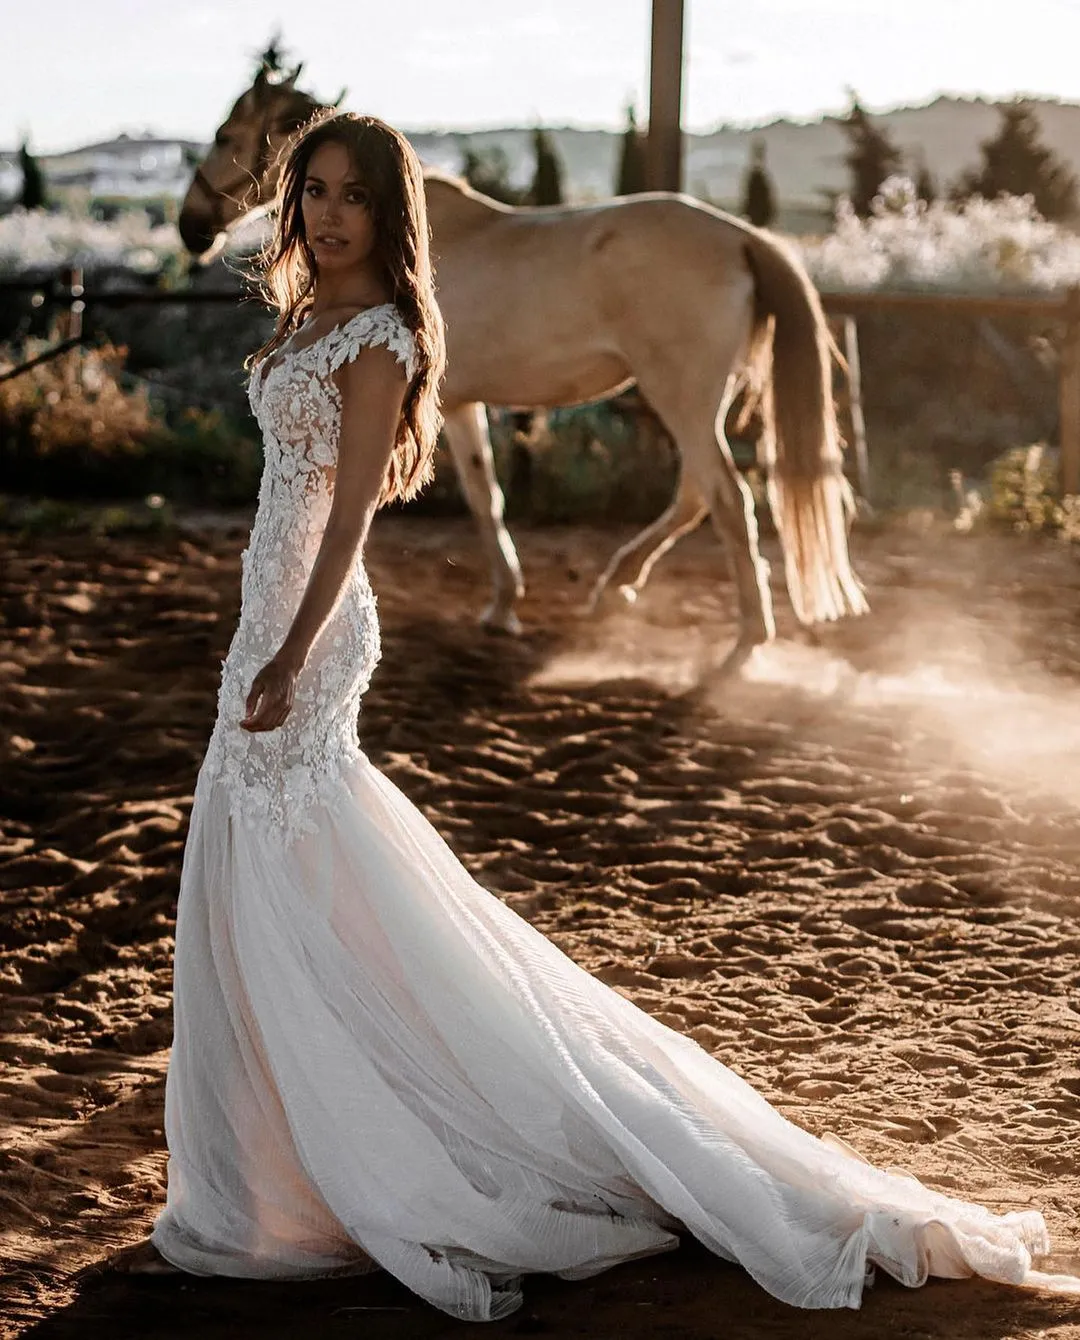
586, 477, 707, 613
644, 374, 775, 673
441, 401, 525, 634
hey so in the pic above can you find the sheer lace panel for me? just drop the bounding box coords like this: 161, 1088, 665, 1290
198, 304, 417, 845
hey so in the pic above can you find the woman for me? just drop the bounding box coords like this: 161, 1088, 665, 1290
117, 112, 1075, 1320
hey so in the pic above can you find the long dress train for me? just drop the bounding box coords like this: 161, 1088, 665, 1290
149, 304, 1076, 1322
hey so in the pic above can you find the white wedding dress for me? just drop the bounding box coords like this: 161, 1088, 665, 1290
150, 304, 1074, 1321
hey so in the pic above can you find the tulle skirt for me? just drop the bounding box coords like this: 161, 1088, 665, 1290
150, 750, 1074, 1321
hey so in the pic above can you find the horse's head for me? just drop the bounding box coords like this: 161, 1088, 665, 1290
179, 63, 328, 258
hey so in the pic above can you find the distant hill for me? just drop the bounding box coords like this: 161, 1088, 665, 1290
691, 96, 1080, 216
411, 95, 1080, 233
0, 132, 203, 209
7, 96, 1080, 235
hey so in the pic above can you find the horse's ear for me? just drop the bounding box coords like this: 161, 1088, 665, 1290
285, 61, 304, 87
332, 87, 347, 108
254, 66, 268, 89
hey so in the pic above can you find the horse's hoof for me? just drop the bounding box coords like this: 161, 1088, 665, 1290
796, 623, 824, 648
584, 582, 638, 617
479, 605, 523, 636
714, 639, 766, 679
582, 582, 609, 616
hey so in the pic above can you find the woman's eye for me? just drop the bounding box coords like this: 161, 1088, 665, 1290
304, 183, 321, 196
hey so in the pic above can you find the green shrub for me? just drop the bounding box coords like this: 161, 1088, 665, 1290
0, 340, 262, 507
0, 492, 176, 537
489, 401, 678, 525
986, 442, 1062, 533
148, 406, 262, 506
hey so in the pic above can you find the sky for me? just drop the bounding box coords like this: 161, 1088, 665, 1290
5, 0, 1080, 153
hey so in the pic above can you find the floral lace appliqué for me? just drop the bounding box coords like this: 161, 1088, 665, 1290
198, 305, 417, 847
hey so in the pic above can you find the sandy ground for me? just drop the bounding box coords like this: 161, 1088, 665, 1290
2, 513, 1080, 1340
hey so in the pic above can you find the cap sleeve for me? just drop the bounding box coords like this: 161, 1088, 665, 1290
328, 305, 418, 381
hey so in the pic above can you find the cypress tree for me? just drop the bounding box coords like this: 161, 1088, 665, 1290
18, 139, 46, 211
914, 155, 936, 205
530, 127, 564, 205
461, 144, 523, 205
838, 91, 904, 216
616, 103, 647, 195
741, 138, 776, 227
955, 100, 1078, 220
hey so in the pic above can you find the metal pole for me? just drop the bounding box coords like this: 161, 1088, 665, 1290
646, 0, 685, 193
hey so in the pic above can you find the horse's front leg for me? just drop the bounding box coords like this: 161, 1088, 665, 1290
441, 401, 525, 634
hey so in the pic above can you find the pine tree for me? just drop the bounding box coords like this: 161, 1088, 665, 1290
740, 138, 776, 227
838, 91, 904, 216
914, 155, 936, 206
18, 139, 46, 211
616, 103, 647, 196
955, 100, 1078, 221
461, 144, 523, 205
530, 127, 564, 205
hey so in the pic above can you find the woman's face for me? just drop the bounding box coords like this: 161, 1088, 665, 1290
300, 140, 378, 273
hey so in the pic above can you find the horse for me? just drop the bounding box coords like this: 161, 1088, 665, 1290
179, 66, 867, 670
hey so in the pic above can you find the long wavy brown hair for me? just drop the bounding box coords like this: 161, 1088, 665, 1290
247, 110, 445, 505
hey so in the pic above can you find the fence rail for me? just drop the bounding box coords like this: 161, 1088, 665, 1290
821, 285, 1080, 495
821, 289, 1074, 319
4, 268, 1080, 494
0, 265, 256, 385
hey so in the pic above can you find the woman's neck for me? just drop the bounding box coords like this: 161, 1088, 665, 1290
308, 267, 392, 317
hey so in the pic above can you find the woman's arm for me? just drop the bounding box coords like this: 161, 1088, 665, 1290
241, 344, 408, 732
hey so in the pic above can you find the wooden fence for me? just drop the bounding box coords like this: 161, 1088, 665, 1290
0, 266, 244, 386
822, 287, 1080, 496
4, 268, 1080, 496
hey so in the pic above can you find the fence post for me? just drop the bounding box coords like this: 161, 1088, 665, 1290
840, 315, 870, 500
56, 265, 84, 341
1060, 285, 1080, 497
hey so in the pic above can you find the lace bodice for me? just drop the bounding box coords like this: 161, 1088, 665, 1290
198, 304, 417, 845
248, 302, 417, 455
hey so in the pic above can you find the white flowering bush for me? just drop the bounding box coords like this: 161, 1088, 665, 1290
0, 206, 182, 276
796, 176, 1080, 295
5, 184, 1080, 296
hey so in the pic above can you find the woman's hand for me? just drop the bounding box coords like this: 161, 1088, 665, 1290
241, 651, 303, 732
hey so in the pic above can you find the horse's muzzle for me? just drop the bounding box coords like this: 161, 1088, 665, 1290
178, 208, 218, 257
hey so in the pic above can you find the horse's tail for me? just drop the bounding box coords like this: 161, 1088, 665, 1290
740, 228, 868, 623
